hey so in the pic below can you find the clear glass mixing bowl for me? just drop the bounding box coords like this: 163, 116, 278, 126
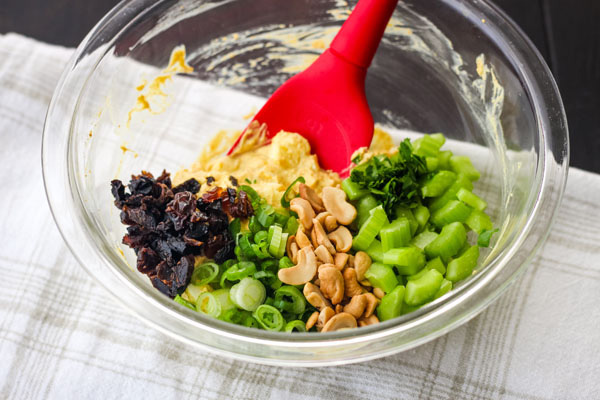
42, 0, 568, 366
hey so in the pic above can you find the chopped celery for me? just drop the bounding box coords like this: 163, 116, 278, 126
394, 206, 418, 235
357, 195, 380, 227
406, 257, 446, 281
478, 228, 499, 247
366, 239, 385, 263
437, 150, 453, 170
413, 205, 430, 231
428, 174, 473, 213
450, 155, 481, 181
377, 285, 406, 321
421, 171, 457, 198
401, 302, 422, 315
425, 157, 439, 172
383, 247, 426, 275
466, 209, 493, 233
446, 245, 479, 283
456, 188, 487, 211
353, 205, 389, 251
434, 279, 453, 299
424, 222, 467, 263
413, 134, 445, 157
342, 178, 368, 200
410, 231, 439, 250
379, 218, 412, 251
430, 200, 472, 228
405, 269, 444, 306
364, 262, 399, 293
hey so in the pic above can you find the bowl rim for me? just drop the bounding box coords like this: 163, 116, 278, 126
42, 0, 569, 365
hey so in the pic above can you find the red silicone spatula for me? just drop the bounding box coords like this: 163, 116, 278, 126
227, 0, 398, 175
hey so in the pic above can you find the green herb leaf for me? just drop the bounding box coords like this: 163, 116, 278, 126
477, 228, 499, 247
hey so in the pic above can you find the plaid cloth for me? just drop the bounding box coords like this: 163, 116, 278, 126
1, 33, 599, 400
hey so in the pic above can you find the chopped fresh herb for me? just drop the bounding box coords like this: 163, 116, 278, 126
245, 178, 252, 184
349, 139, 428, 217
477, 228, 499, 247
352, 154, 362, 164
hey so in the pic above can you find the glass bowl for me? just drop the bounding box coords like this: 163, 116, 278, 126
42, 0, 568, 366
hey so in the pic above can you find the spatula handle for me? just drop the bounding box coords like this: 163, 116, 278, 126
330, 0, 398, 69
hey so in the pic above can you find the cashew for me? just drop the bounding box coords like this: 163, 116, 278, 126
318, 266, 345, 304
313, 278, 321, 286
343, 267, 363, 297
373, 287, 385, 299
334, 253, 349, 270
299, 183, 325, 213
328, 226, 353, 253
343, 294, 367, 319
359, 279, 372, 287
287, 235, 299, 263
322, 187, 357, 225
321, 312, 357, 332
303, 282, 331, 310
306, 311, 319, 331
295, 226, 312, 249
315, 211, 330, 226
318, 263, 337, 273
278, 247, 317, 285
290, 197, 315, 230
362, 293, 380, 318
313, 219, 336, 255
325, 215, 338, 232
316, 307, 335, 331
335, 304, 343, 314
358, 314, 380, 327
354, 251, 372, 281
314, 245, 333, 264
310, 225, 319, 248
347, 254, 355, 268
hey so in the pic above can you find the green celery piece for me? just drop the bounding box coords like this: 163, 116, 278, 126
342, 178, 368, 200
366, 239, 385, 263
405, 269, 444, 306
394, 206, 418, 235
410, 231, 439, 250
437, 150, 453, 170
353, 205, 389, 251
425, 157, 439, 172
413, 205, 430, 231
465, 209, 493, 233
428, 173, 474, 213
433, 279, 453, 299
422, 170, 457, 198
383, 247, 426, 275
357, 195, 380, 227
406, 257, 446, 281
456, 188, 487, 211
425, 222, 467, 263
379, 217, 412, 251
430, 200, 472, 228
450, 155, 481, 181
401, 302, 422, 315
478, 228, 499, 247
377, 285, 406, 321
412, 134, 445, 157
446, 245, 480, 283
364, 262, 399, 293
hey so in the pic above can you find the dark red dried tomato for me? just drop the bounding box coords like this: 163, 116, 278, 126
173, 178, 201, 194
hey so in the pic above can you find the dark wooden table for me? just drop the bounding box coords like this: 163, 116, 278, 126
2, 0, 598, 173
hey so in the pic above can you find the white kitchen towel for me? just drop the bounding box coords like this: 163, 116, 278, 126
0, 33, 599, 400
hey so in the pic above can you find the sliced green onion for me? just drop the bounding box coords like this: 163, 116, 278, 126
239, 185, 261, 209
273, 211, 290, 227
253, 304, 285, 331
285, 320, 307, 332
364, 262, 398, 293
456, 188, 487, 211
341, 178, 368, 200
274, 285, 306, 314
191, 261, 220, 285
449, 156, 481, 181
377, 285, 405, 321
430, 200, 472, 228
174, 294, 195, 310
284, 216, 299, 235
184, 283, 211, 304
251, 243, 271, 259
410, 231, 438, 250
229, 277, 266, 312
421, 170, 457, 198
257, 204, 275, 227
248, 216, 262, 234
404, 269, 443, 306
446, 245, 479, 283
434, 279, 453, 299
357, 195, 380, 227
212, 288, 236, 313
465, 209, 493, 233
229, 218, 241, 237
383, 247, 426, 275
268, 225, 283, 257
277, 232, 289, 258
424, 221, 467, 263
366, 239, 384, 263
220, 261, 257, 287
278, 256, 294, 269
196, 292, 222, 318
253, 230, 268, 245
280, 176, 305, 207
478, 228, 499, 247
379, 218, 412, 252
353, 205, 389, 251
238, 233, 255, 259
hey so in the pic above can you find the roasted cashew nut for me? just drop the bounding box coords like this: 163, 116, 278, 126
362, 292, 380, 318
328, 226, 353, 253
314, 245, 333, 264
354, 251, 372, 281
316, 306, 335, 331
334, 253, 349, 270
303, 282, 331, 311
290, 197, 315, 231
343, 267, 364, 297
305, 311, 319, 331
313, 218, 336, 255
321, 312, 357, 332
358, 314, 379, 327
324, 215, 338, 232
278, 247, 317, 285
343, 294, 367, 318
295, 226, 312, 249
287, 235, 299, 263
315, 211, 331, 227
318, 265, 345, 305
322, 187, 357, 225
299, 183, 325, 213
